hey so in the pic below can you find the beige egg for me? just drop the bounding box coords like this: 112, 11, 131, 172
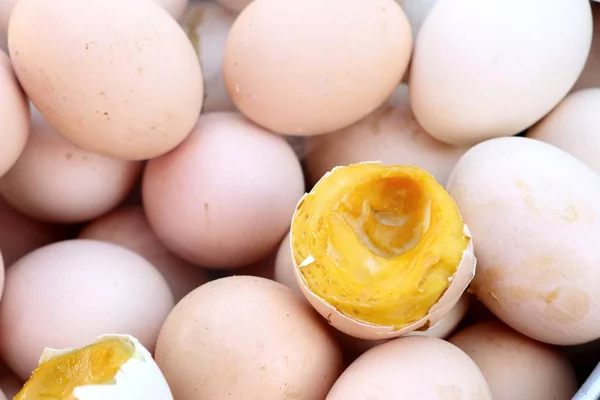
216, 0, 251, 13
223, 0, 413, 136
8, 0, 203, 160
0, 239, 174, 380
409, 0, 592, 146
181, 1, 237, 113
143, 112, 304, 268
396, 0, 438, 39
155, 0, 188, 20
291, 163, 476, 340
155, 276, 344, 400
0, 50, 28, 178
527, 88, 600, 176
449, 321, 578, 400
447, 136, 600, 345
305, 85, 467, 188
0, 108, 142, 223
273, 232, 301, 295
78, 206, 209, 302
327, 336, 491, 399
573, 3, 600, 91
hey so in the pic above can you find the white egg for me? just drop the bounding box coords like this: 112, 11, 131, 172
27, 335, 173, 400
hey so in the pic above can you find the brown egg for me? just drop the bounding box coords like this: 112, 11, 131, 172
223, 0, 413, 136
327, 336, 491, 399
305, 85, 467, 188
216, 0, 251, 13
0, 50, 28, 178
573, 3, 600, 91
78, 206, 209, 302
143, 112, 304, 268
8, 0, 203, 160
0, 239, 174, 380
0, 108, 142, 223
181, 1, 237, 113
155, 276, 344, 400
449, 321, 578, 400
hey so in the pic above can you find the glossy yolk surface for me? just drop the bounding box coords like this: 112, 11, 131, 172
291, 163, 468, 328
15, 337, 135, 399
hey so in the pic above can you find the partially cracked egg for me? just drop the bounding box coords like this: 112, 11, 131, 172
15, 334, 173, 400
290, 162, 476, 340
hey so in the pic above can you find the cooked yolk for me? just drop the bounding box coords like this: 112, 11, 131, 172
291, 163, 468, 328
15, 337, 135, 399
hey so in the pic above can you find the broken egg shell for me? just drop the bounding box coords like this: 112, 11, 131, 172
290, 163, 477, 340
35, 334, 173, 400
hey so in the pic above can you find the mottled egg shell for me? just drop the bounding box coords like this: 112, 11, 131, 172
0, 50, 28, 178
180, 1, 237, 113
0, 107, 142, 223
527, 88, 600, 175
143, 112, 304, 268
327, 336, 491, 399
155, 276, 344, 400
223, 0, 413, 136
449, 321, 578, 400
410, 0, 592, 146
79, 206, 209, 302
447, 136, 600, 345
305, 85, 467, 188
8, 0, 203, 160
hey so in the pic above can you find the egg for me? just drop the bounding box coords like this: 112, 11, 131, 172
305, 85, 467, 188
8, 0, 203, 160
155, 0, 188, 20
0, 50, 29, 178
573, 3, 600, 91
396, 0, 438, 39
15, 334, 173, 400
447, 136, 600, 345
143, 112, 304, 268
181, 1, 237, 113
0, 0, 17, 51
291, 162, 476, 340
0, 362, 22, 399
78, 206, 209, 302
0, 239, 174, 380
409, 0, 592, 146
449, 321, 578, 400
155, 276, 344, 400
527, 88, 600, 176
273, 231, 301, 295
326, 336, 492, 399
216, 0, 251, 13
223, 0, 413, 136
0, 107, 142, 223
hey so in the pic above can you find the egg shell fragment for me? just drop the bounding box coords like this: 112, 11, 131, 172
291, 162, 476, 340
447, 136, 600, 345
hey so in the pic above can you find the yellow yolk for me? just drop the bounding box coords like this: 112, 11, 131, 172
291, 163, 468, 328
15, 337, 135, 400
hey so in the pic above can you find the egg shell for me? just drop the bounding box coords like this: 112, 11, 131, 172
181, 1, 237, 113
447, 136, 600, 345
0, 50, 28, 178
527, 88, 600, 176
142, 112, 304, 268
78, 206, 208, 302
449, 321, 578, 400
409, 0, 592, 146
0, 107, 142, 223
573, 3, 600, 91
304, 85, 467, 188
35, 334, 173, 400
291, 162, 477, 340
155, 276, 344, 400
223, 0, 413, 136
7, 0, 203, 160
0, 239, 174, 380
326, 336, 492, 399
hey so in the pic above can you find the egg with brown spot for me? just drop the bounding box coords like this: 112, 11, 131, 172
447, 136, 600, 345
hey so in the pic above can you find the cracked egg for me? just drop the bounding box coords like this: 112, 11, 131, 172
15, 334, 173, 400
290, 162, 476, 340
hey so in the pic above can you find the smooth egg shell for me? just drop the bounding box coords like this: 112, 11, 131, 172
447, 136, 600, 345
409, 0, 592, 146
291, 165, 477, 340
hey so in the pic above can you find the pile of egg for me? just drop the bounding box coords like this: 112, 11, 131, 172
0, 0, 599, 398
